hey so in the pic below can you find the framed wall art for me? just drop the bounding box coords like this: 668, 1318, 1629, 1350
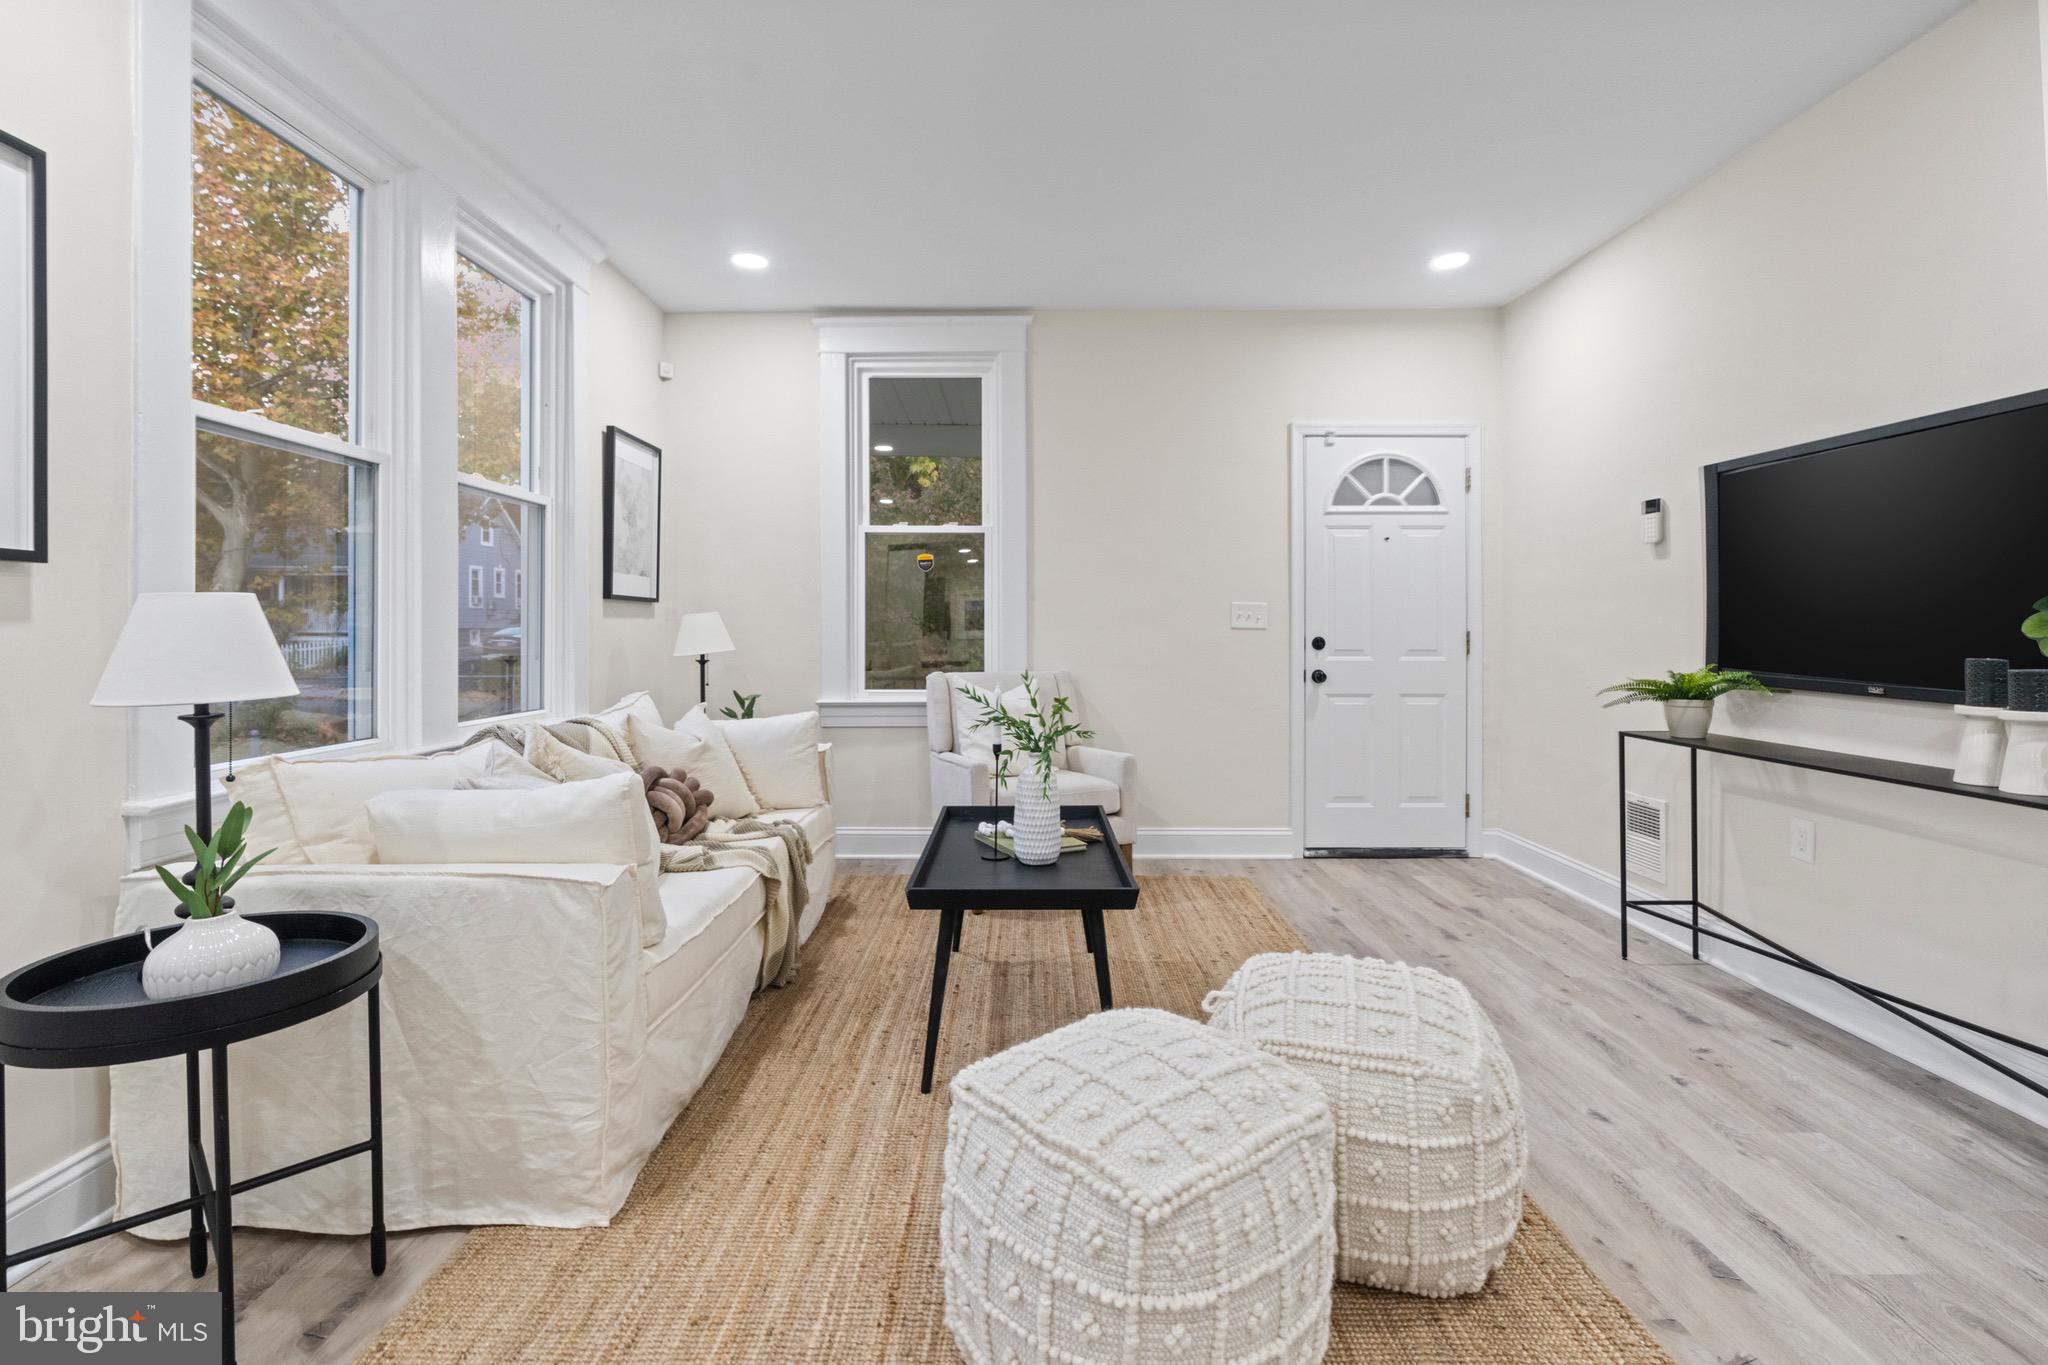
602, 425, 661, 601
0, 128, 46, 562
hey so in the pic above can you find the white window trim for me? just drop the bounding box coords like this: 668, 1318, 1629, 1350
125, 1, 593, 865
815, 315, 1029, 728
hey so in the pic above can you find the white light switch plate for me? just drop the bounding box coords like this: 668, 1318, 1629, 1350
1229, 602, 1268, 630
1789, 817, 1815, 864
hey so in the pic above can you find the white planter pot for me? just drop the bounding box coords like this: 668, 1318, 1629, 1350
1010, 774, 1064, 866
1662, 699, 1715, 740
141, 910, 281, 1001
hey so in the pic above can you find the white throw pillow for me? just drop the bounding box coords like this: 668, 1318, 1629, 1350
718, 710, 825, 811
271, 744, 495, 864
627, 711, 759, 819
216, 757, 308, 864
951, 682, 1068, 772
364, 771, 665, 947
526, 724, 634, 783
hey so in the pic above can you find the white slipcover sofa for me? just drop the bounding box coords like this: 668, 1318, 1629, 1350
107, 697, 835, 1235
926, 670, 1136, 847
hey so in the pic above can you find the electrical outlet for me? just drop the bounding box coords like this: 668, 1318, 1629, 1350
1789, 817, 1815, 864
1229, 602, 1268, 630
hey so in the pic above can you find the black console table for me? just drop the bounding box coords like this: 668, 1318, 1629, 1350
1618, 730, 2048, 1102
0, 912, 385, 1365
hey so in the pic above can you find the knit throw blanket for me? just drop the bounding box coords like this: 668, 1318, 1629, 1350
461, 718, 811, 990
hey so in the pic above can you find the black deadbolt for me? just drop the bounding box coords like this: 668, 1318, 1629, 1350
1310, 669, 1328, 684
1310, 635, 1326, 650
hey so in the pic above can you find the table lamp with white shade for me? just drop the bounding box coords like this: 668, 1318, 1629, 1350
673, 611, 734, 705
92, 591, 299, 861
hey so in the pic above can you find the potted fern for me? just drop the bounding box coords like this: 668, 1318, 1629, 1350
143, 801, 282, 1000
958, 674, 1094, 865
1598, 666, 1773, 740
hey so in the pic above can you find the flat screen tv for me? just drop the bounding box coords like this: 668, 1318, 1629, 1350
1705, 389, 2048, 703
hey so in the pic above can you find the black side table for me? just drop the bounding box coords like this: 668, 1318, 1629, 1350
0, 911, 384, 1365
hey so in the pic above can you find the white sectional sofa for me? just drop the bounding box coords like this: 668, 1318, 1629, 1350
107, 698, 835, 1235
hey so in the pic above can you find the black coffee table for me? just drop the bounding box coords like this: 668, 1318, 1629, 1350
907, 805, 1139, 1093
0, 912, 384, 1365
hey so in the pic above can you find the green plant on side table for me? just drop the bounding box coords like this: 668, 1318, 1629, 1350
1598, 665, 1773, 741
718, 690, 761, 720
2024, 595, 2048, 659
141, 800, 284, 1000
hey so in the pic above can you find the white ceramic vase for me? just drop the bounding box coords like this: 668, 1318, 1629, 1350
1663, 699, 1715, 740
1010, 771, 1064, 866
141, 910, 281, 1001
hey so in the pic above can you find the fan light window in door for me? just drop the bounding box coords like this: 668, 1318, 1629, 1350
1329, 455, 1441, 509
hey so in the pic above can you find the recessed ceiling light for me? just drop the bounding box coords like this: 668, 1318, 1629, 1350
957, 547, 972, 554
877, 497, 894, 505
873, 444, 893, 452
966, 557, 979, 564
730, 252, 769, 270
1428, 251, 1471, 272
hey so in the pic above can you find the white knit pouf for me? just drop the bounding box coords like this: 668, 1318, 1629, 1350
1204, 953, 1526, 1297
941, 1008, 1336, 1365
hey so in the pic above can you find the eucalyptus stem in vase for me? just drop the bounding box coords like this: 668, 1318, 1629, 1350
960, 674, 1094, 865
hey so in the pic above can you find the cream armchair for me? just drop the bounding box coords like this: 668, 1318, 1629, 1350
927, 670, 1135, 850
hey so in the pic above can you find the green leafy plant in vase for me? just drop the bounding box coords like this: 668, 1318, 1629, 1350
718, 690, 761, 720
142, 800, 283, 1000
959, 673, 1094, 865
1598, 666, 1773, 741
2024, 596, 2048, 659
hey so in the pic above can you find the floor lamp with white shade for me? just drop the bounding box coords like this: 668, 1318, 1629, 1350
673, 611, 734, 706
92, 593, 299, 905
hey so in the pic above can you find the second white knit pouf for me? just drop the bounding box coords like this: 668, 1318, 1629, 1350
942, 1008, 1336, 1365
1205, 952, 1526, 1297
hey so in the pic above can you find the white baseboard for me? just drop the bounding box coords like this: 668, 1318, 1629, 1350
6, 1139, 116, 1286
836, 825, 1300, 861
1478, 826, 2048, 1131
1133, 827, 1297, 859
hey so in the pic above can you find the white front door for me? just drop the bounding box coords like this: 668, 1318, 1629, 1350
1302, 432, 1468, 851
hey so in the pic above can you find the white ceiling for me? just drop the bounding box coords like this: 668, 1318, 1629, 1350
317, 0, 1968, 312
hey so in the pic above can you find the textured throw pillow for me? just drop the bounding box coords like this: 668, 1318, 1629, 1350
718, 710, 825, 811
527, 723, 634, 783
951, 682, 1068, 772
364, 771, 665, 947
271, 744, 495, 863
216, 757, 308, 864
628, 711, 758, 819
549, 690, 666, 755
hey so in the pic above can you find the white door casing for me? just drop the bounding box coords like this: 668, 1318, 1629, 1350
1300, 431, 1469, 850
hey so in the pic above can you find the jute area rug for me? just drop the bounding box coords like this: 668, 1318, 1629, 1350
362, 875, 1672, 1363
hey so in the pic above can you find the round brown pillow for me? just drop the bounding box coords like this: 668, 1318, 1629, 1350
642, 766, 715, 844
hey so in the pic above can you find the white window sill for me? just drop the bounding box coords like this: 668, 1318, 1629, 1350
817, 697, 929, 729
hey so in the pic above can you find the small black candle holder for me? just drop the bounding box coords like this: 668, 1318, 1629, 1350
2010, 670, 2048, 713
1964, 658, 2010, 709
982, 743, 1011, 861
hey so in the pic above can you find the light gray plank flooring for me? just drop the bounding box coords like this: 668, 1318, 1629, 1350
20, 856, 2047, 1365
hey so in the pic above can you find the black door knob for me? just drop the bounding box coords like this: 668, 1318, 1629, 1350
1310, 669, 1328, 684
1310, 635, 1326, 650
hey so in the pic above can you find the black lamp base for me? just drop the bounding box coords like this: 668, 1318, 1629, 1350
172, 703, 228, 918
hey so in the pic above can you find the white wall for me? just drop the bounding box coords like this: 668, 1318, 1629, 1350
658, 309, 1501, 836
0, 0, 134, 1214
585, 261, 674, 708
1495, 0, 2048, 1064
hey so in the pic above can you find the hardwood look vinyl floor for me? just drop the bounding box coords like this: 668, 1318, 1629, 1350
19, 857, 2047, 1364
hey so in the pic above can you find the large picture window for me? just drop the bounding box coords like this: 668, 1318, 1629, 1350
192, 82, 376, 760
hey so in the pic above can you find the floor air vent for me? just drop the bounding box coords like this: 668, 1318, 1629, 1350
1624, 793, 1667, 882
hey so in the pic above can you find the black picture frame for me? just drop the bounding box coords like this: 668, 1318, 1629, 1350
602, 425, 661, 601
1, 128, 47, 563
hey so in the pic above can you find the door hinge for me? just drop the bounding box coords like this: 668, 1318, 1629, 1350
1465, 629, 1471, 655
1465, 794, 1471, 818
1464, 467, 1472, 492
